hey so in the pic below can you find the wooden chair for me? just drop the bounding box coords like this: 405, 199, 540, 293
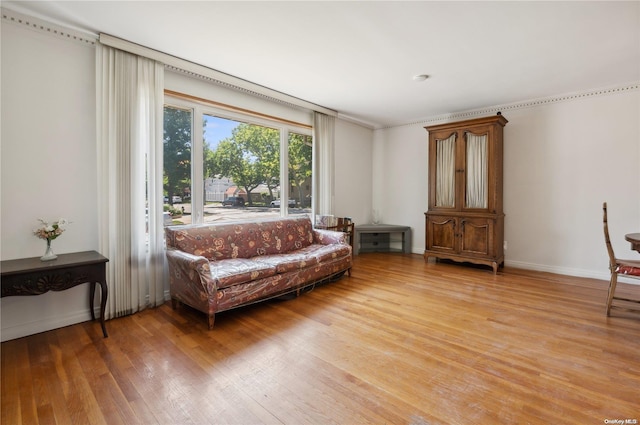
315, 216, 354, 276
332, 217, 355, 251
602, 202, 640, 315
315, 216, 354, 249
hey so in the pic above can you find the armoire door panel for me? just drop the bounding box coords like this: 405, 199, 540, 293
460, 219, 494, 256
427, 216, 456, 251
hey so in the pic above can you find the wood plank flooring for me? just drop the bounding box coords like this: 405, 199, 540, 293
2, 253, 639, 425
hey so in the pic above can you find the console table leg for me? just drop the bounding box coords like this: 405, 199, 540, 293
89, 282, 97, 321
99, 280, 108, 338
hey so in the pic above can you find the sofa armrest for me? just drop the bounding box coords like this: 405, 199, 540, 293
166, 248, 218, 311
313, 229, 348, 245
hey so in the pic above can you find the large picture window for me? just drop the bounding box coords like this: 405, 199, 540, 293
163, 97, 312, 226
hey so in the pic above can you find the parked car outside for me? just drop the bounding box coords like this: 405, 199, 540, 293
270, 199, 296, 207
172, 195, 182, 203
222, 196, 245, 207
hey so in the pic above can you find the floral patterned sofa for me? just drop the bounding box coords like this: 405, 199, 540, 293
165, 216, 352, 329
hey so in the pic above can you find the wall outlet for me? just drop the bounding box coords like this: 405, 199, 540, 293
504, 241, 508, 250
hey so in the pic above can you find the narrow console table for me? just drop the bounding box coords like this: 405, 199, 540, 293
354, 224, 412, 255
0, 250, 109, 338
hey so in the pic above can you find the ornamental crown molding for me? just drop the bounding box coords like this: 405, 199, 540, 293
384, 82, 640, 130
1, 7, 97, 46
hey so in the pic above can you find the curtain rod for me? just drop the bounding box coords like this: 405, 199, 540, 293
99, 33, 338, 118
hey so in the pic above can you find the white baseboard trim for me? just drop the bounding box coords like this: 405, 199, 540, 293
505, 260, 639, 285
504, 260, 605, 279
1, 309, 94, 342
1, 291, 172, 342
416, 250, 639, 285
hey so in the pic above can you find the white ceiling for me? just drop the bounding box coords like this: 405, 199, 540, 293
5, 1, 640, 128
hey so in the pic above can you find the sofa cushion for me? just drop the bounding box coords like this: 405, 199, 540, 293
215, 254, 352, 312
255, 217, 315, 256
297, 243, 352, 263
211, 258, 277, 289
254, 251, 320, 274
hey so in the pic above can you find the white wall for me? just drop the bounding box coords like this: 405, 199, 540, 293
1, 21, 99, 340
503, 92, 639, 277
372, 123, 428, 243
334, 119, 374, 226
374, 88, 640, 279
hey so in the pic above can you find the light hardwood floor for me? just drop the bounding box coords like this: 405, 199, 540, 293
2, 253, 639, 425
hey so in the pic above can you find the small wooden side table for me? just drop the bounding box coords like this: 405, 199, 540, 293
0, 250, 109, 337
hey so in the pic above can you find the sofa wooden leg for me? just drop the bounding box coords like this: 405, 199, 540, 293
208, 314, 215, 330
347, 267, 352, 277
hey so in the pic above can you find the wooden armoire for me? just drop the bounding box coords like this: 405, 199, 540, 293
424, 114, 507, 273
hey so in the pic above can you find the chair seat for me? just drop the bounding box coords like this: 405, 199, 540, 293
616, 259, 640, 277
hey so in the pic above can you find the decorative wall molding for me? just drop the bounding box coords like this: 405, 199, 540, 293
388, 82, 640, 130
1, 7, 97, 46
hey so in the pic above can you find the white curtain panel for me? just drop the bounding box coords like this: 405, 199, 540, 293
435, 135, 456, 207
465, 133, 488, 209
96, 44, 166, 319
313, 112, 335, 216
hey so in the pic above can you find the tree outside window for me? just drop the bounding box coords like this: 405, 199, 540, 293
164, 104, 312, 226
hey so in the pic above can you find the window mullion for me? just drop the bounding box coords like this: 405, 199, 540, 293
192, 107, 204, 223
280, 129, 289, 215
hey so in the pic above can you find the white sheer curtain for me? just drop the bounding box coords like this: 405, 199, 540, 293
435, 134, 456, 207
96, 44, 166, 319
465, 132, 488, 209
313, 112, 335, 217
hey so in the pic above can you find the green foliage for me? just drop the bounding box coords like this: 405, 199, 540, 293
164, 111, 312, 207
289, 133, 312, 204
163, 107, 191, 204
203, 143, 217, 179
212, 123, 280, 205
163, 204, 183, 217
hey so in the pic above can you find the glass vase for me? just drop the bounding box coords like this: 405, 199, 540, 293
41, 239, 57, 261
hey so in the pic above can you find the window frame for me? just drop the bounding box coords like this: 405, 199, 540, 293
164, 94, 313, 225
